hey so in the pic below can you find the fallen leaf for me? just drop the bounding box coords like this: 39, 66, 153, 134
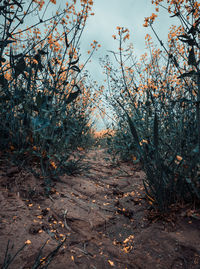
108, 260, 114, 266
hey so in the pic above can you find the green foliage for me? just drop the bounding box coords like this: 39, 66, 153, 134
106, 123, 139, 162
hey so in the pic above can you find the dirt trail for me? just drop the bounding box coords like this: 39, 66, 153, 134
0, 149, 200, 268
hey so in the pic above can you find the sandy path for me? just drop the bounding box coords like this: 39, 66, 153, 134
0, 149, 200, 268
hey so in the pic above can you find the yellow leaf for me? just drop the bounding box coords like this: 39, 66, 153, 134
50, 161, 57, 169
123, 238, 129, 244
59, 234, 64, 237
40, 256, 46, 262
25, 240, 31, 244
108, 260, 114, 266
140, 139, 148, 145
71, 255, 74, 261
122, 246, 130, 253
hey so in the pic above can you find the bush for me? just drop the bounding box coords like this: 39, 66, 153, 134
0, 0, 98, 191
103, 2, 200, 211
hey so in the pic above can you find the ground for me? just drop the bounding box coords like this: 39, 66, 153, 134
0, 148, 200, 269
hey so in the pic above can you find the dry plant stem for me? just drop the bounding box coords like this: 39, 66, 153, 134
63, 209, 72, 231
150, 24, 192, 91
119, 31, 134, 103
49, 195, 55, 202
197, 72, 200, 154
74, 243, 92, 256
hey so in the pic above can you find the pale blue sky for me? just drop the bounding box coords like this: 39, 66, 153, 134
80, 0, 172, 82
74, 0, 178, 129
7, 0, 178, 130
51, 0, 178, 83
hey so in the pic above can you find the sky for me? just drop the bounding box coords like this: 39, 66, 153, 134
6, 0, 179, 130
78, 0, 177, 80
72, 0, 178, 130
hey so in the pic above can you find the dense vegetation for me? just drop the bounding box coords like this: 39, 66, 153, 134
0, 0, 199, 214
103, 0, 200, 211
0, 0, 101, 193
1, 0, 200, 267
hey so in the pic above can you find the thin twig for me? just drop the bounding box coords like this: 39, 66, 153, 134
63, 209, 72, 231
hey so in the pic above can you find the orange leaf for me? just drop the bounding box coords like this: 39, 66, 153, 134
176, 155, 183, 161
